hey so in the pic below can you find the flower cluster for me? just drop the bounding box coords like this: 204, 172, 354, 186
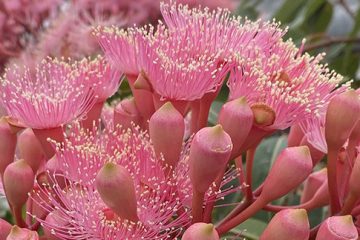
0, 1, 359, 240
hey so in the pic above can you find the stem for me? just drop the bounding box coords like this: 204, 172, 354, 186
216, 199, 253, 226
327, 148, 341, 215
340, 193, 358, 215
198, 97, 212, 130
234, 156, 246, 197
13, 205, 26, 228
304, 37, 360, 51
29, 211, 49, 231
216, 197, 267, 235
245, 148, 256, 201
26, 197, 33, 225
191, 190, 205, 223
203, 169, 226, 223
309, 224, 321, 240
190, 101, 200, 134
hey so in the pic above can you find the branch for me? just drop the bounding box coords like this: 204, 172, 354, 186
304, 37, 360, 52
338, 0, 356, 20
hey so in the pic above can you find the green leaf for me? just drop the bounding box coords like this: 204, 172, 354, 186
225, 218, 267, 240
273, 0, 308, 23
252, 134, 288, 189
208, 101, 223, 125
301, 0, 333, 33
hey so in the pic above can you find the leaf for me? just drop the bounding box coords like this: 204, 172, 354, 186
208, 101, 223, 125
273, 0, 308, 23
301, 0, 333, 33
225, 218, 267, 240
251, 134, 288, 189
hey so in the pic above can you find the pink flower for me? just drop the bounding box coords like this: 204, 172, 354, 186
228, 41, 344, 130
76, 56, 123, 102
0, 57, 96, 129
160, 2, 285, 59
31, 124, 189, 239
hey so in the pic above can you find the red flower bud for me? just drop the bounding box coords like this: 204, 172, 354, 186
316, 215, 358, 240
325, 90, 360, 151
218, 97, 253, 158
301, 168, 327, 203
0, 119, 17, 176
189, 125, 232, 194
18, 128, 45, 173
3, 159, 34, 207
261, 146, 313, 202
149, 102, 185, 169
114, 97, 142, 129
6, 226, 39, 240
182, 223, 219, 240
96, 162, 138, 222
260, 209, 310, 240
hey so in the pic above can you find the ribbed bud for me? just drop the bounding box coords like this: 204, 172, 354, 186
288, 124, 304, 147
96, 162, 139, 222
189, 125, 233, 193
316, 216, 358, 240
300, 136, 324, 165
32, 127, 64, 160
18, 128, 45, 173
260, 209, 310, 240
325, 90, 360, 151
301, 168, 327, 203
0, 219, 11, 239
349, 155, 360, 198
0, 119, 17, 176
251, 103, 276, 127
43, 210, 68, 240
149, 102, 185, 169
3, 159, 34, 207
6, 226, 39, 240
182, 223, 219, 240
81, 101, 105, 130
114, 98, 142, 129
260, 146, 313, 201
218, 97, 253, 158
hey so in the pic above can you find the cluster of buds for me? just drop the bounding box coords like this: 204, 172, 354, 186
0, 1, 358, 240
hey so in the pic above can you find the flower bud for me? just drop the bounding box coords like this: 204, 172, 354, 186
6, 226, 39, 240
189, 125, 232, 193
0, 219, 11, 239
260, 209, 310, 240
0, 119, 17, 176
43, 210, 68, 240
3, 159, 34, 207
218, 97, 253, 158
260, 146, 313, 201
301, 168, 327, 203
288, 124, 304, 147
316, 215, 358, 240
96, 162, 138, 222
306, 180, 329, 209
32, 127, 64, 160
18, 128, 45, 173
325, 90, 360, 151
300, 136, 324, 165
149, 102, 185, 169
114, 98, 142, 129
81, 101, 104, 130
349, 155, 360, 198
128, 73, 155, 121
182, 223, 219, 240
